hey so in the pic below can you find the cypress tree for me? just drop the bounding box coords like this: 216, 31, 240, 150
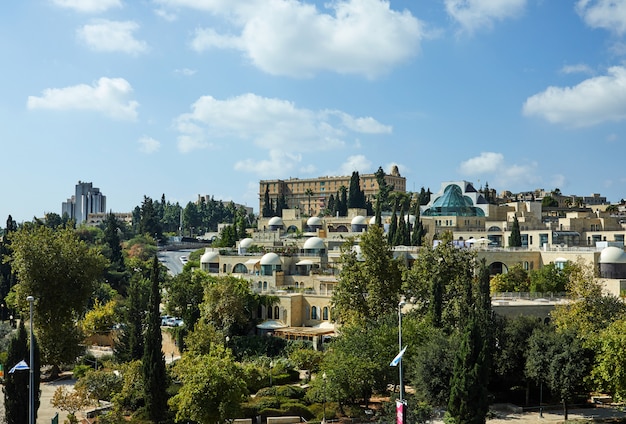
374, 196, 382, 227
262, 185, 273, 217
143, 255, 168, 423
339, 186, 348, 216
4, 320, 28, 424
509, 215, 522, 247
388, 198, 398, 245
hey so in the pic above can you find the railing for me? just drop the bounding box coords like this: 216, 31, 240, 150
492, 292, 568, 301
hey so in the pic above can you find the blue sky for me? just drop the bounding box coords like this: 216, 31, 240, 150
2, 0, 626, 223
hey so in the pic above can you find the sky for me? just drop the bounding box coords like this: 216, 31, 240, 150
2, 0, 626, 223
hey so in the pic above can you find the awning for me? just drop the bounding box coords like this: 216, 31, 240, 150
256, 320, 287, 330
244, 259, 260, 266
296, 259, 314, 266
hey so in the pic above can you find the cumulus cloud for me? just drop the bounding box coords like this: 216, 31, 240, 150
138, 136, 161, 154
174, 68, 197, 76
160, 0, 424, 78
27, 77, 139, 120
576, 0, 626, 35
77, 20, 148, 54
338, 155, 372, 175
51, 0, 122, 13
445, 0, 526, 33
174, 92, 389, 175
459, 152, 540, 188
523, 66, 626, 127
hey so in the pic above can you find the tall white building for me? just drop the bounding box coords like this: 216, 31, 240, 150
62, 181, 106, 225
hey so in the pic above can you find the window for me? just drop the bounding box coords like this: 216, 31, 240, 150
274, 306, 280, 319
311, 306, 318, 320
323, 307, 329, 320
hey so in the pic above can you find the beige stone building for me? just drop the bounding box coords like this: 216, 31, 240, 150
259, 167, 405, 216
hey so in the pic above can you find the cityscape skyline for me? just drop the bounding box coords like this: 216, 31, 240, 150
2, 1, 626, 223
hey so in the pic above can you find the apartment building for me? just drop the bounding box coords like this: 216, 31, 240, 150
61, 181, 106, 225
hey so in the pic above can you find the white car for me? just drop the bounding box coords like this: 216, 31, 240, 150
165, 317, 184, 327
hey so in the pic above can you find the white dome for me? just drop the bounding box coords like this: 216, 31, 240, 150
303, 237, 325, 249
600, 246, 626, 264
307, 216, 322, 226
240, 238, 254, 248
351, 215, 367, 225
260, 252, 282, 265
200, 249, 219, 263
369, 216, 377, 225
268, 216, 283, 226
405, 214, 416, 225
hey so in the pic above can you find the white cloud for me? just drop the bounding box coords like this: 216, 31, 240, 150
445, 0, 526, 33
154, 8, 177, 21
175, 93, 389, 177
338, 155, 372, 175
174, 68, 197, 76
165, 0, 424, 78
523, 66, 626, 127
576, 0, 626, 35
77, 20, 148, 54
27, 77, 139, 120
458, 152, 539, 188
175, 93, 388, 154
51, 0, 122, 13
138, 136, 161, 154
560, 63, 594, 75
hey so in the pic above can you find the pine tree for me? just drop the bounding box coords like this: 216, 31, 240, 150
262, 185, 273, 217
143, 255, 168, 423
509, 215, 522, 247
116, 273, 145, 363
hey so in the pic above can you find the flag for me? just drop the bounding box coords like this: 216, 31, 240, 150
9, 360, 29, 374
390, 346, 407, 367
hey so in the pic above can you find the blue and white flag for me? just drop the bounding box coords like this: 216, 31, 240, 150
390, 346, 407, 367
9, 360, 29, 374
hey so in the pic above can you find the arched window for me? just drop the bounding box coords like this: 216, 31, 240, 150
311, 306, 318, 320
268, 306, 272, 319
323, 307, 329, 320
258, 281, 262, 290
263, 281, 268, 291
274, 306, 280, 319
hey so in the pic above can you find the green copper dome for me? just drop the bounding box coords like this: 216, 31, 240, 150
423, 184, 485, 217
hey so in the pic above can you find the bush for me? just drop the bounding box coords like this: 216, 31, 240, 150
72, 364, 93, 379
281, 401, 314, 420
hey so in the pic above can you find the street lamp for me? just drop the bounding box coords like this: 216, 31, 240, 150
27, 295, 35, 424
322, 372, 327, 424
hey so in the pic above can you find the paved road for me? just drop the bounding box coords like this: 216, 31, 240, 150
158, 249, 195, 276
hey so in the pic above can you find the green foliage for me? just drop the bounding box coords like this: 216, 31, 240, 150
489, 264, 529, 292
111, 360, 144, 414
403, 233, 476, 330
142, 256, 168, 423
4, 320, 30, 424
72, 364, 93, 379
9, 225, 107, 366
509, 215, 522, 247
169, 344, 248, 424
590, 318, 626, 401
332, 226, 404, 324
82, 299, 118, 337
75, 368, 123, 402
528, 262, 569, 293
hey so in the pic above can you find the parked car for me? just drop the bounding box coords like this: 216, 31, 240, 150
161, 315, 173, 326
165, 317, 184, 327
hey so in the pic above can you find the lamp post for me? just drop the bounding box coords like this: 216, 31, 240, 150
27, 295, 35, 424
322, 372, 327, 424
269, 361, 274, 387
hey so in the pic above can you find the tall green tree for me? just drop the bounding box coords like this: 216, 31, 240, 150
4, 320, 41, 424
509, 215, 522, 247
338, 186, 348, 216
169, 345, 247, 423
387, 197, 398, 246
262, 185, 274, 217
305, 188, 314, 216
374, 167, 394, 211
115, 272, 147, 363
9, 226, 106, 367
331, 225, 404, 324
447, 260, 491, 424
348, 171, 366, 209
139, 196, 163, 241
142, 256, 168, 423
410, 198, 425, 247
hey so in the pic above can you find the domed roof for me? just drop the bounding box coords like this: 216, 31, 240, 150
351, 215, 367, 225
405, 214, 416, 225
369, 216, 377, 225
307, 216, 322, 226
240, 237, 254, 248
260, 252, 282, 265
200, 249, 219, 263
599, 246, 626, 264
303, 237, 325, 249
268, 216, 283, 226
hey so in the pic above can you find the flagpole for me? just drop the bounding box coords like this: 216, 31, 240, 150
27, 295, 34, 424
398, 296, 406, 424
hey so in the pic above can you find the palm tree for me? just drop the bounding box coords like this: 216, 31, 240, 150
305, 188, 314, 216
